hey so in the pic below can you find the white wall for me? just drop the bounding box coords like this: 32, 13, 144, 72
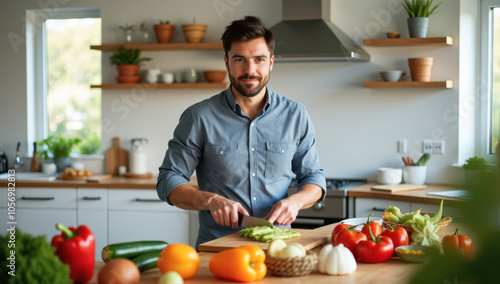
0, 0, 465, 184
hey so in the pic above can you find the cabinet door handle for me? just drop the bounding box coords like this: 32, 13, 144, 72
21, 196, 55, 201
134, 198, 162, 202
372, 207, 386, 212
82, 196, 101, 201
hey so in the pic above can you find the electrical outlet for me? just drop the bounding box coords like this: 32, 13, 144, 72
398, 139, 407, 153
433, 140, 445, 154
422, 139, 433, 154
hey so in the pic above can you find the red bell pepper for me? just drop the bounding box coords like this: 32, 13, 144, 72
51, 223, 95, 284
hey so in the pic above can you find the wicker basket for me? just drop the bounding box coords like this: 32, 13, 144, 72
265, 250, 318, 277
382, 212, 452, 235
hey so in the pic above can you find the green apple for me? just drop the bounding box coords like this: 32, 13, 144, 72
158, 271, 184, 284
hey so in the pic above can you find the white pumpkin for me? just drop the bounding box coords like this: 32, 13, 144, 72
318, 244, 357, 275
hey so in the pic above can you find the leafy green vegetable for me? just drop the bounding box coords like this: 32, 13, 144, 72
0, 229, 71, 284
410, 218, 441, 248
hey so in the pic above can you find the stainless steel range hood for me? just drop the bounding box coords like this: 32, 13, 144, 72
270, 0, 370, 62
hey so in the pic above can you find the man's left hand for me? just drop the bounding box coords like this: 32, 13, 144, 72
264, 198, 302, 226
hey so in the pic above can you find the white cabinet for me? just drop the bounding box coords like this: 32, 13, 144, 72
354, 197, 411, 218
0, 187, 77, 243
77, 188, 107, 260
107, 189, 191, 246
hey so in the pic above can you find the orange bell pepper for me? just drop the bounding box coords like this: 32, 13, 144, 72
442, 228, 473, 259
209, 244, 267, 283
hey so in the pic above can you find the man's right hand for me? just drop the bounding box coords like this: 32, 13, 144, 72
207, 195, 249, 228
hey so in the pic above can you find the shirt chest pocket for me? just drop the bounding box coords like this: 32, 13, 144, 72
265, 142, 296, 181
204, 143, 243, 184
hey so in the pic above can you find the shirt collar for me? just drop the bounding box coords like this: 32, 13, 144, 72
224, 86, 273, 114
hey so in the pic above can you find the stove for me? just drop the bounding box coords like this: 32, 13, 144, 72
289, 178, 367, 229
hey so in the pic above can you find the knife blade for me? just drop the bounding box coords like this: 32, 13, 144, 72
238, 213, 274, 228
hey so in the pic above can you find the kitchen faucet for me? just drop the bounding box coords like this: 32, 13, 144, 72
14, 142, 24, 170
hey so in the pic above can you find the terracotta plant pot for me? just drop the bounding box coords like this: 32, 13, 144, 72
153, 24, 176, 43
408, 57, 433, 82
182, 24, 207, 43
116, 65, 140, 83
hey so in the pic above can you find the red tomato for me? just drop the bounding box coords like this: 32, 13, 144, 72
333, 227, 367, 259
381, 225, 409, 253
331, 223, 349, 242
357, 235, 394, 263
361, 221, 382, 238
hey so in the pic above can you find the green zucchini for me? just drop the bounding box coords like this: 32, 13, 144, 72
131, 251, 162, 272
415, 153, 431, 166
101, 240, 168, 262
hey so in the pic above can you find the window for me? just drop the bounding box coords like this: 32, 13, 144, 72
480, 0, 500, 161
27, 8, 101, 155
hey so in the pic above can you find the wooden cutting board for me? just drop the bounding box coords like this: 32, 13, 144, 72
371, 184, 427, 192
198, 228, 330, 253
106, 137, 128, 176
86, 174, 112, 183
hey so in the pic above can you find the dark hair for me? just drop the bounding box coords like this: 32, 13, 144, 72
221, 16, 275, 57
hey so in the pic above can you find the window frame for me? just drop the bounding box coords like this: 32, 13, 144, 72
479, 0, 499, 163
26, 7, 100, 154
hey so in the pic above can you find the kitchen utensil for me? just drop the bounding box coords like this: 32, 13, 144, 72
203, 70, 227, 83
371, 184, 427, 192
377, 167, 402, 185
129, 138, 148, 175
106, 137, 128, 176
197, 227, 328, 253
386, 32, 400, 38
403, 165, 427, 185
238, 214, 274, 228
182, 69, 198, 83
380, 70, 403, 82
42, 162, 57, 174
396, 245, 439, 263
0, 150, 7, 174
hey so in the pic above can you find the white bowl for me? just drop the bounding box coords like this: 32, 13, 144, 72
380, 70, 403, 82
377, 167, 403, 185
341, 217, 383, 231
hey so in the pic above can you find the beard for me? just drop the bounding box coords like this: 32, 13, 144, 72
228, 68, 270, 98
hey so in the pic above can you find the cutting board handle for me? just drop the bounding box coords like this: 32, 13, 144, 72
113, 137, 120, 148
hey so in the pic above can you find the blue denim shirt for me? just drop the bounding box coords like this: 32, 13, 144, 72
157, 87, 326, 248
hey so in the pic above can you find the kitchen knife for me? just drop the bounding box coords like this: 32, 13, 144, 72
238, 213, 274, 228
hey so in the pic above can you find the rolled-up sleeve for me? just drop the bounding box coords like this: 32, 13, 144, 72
291, 107, 326, 202
157, 108, 202, 205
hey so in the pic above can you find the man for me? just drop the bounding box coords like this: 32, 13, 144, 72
157, 16, 326, 248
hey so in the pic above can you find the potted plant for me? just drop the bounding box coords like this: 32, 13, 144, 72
153, 20, 176, 43
119, 23, 135, 43
402, 0, 441, 38
37, 135, 82, 172
109, 46, 151, 83
408, 57, 433, 82
462, 156, 495, 189
182, 17, 207, 43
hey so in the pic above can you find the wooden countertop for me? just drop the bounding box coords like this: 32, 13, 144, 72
87, 223, 469, 284
348, 183, 465, 207
0, 175, 198, 189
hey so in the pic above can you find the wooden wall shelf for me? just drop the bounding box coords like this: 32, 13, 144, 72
91, 82, 230, 89
363, 36, 454, 47
90, 42, 223, 51
362, 80, 454, 89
